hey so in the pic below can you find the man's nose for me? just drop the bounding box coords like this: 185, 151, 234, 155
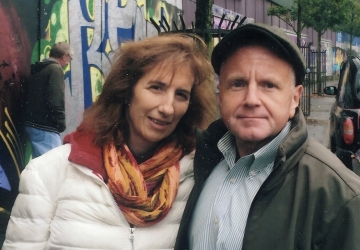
244, 83, 261, 106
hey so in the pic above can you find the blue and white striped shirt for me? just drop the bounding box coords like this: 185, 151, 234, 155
189, 121, 292, 250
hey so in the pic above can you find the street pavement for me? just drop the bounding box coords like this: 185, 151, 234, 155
305, 80, 338, 148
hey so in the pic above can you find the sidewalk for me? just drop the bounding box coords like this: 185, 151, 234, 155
305, 80, 338, 148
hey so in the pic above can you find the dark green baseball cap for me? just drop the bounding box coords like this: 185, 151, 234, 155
211, 23, 306, 85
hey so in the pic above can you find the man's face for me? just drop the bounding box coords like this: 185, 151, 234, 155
59, 53, 72, 68
218, 45, 303, 154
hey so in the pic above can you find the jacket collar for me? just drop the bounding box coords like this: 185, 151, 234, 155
262, 108, 308, 189
197, 108, 308, 186
279, 108, 308, 159
63, 124, 108, 182
204, 108, 307, 160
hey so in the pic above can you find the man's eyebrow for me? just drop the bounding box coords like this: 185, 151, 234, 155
224, 76, 247, 82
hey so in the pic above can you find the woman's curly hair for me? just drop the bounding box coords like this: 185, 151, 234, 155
83, 33, 218, 154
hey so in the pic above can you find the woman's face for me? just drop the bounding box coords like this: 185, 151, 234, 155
126, 63, 194, 154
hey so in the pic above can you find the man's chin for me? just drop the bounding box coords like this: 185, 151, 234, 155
239, 136, 268, 143
232, 129, 269, 141
235, 132, 272, 145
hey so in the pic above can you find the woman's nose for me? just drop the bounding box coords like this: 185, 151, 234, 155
158, 95, 175, 115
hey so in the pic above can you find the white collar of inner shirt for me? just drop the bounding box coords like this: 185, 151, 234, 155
217, 121, 292, 171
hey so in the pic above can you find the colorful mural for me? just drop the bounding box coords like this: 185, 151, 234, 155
333, 47, 347, 76
139, 0, 183, 29
322, 40, 333, 77
0, 0, 33, 216
0, 0, 183, 162
336, 31, 360, 55
0, 3, 34, 243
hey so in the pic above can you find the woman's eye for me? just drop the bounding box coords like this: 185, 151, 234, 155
150, 85, 162, 91
176, 91, 190, 101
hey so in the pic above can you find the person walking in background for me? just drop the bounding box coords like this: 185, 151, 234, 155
3, 33, 217, 249
175, 23, 360, 250
23, 42, 73, 158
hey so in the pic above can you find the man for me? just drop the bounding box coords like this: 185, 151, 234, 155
175, 23, 360, 250
24, 42, 73, 158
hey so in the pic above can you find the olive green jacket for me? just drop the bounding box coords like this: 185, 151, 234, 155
23, 59, 66, 133
175, 108, 360, 250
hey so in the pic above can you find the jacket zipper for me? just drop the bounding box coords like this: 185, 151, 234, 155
72, 166, 136, 249
129, 224, 135, 250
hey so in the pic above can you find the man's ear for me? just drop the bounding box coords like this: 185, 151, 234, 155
290, 85, 303, 118
294, 85, 303, 105
217, 85, 223, 108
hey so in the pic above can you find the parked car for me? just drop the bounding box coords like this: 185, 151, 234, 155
324, 55, 360, 175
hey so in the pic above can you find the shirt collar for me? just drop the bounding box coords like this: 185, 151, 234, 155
218, 121, 292, 170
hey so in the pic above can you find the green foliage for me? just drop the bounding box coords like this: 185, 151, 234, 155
267, 5, 298, 32
267, 6, 292, 22
267, 0, 306, 46
301, 0, 347, 35
334, 0, 360, 52
300, 0, 348, 94
267, 0, 350, 40
268, 0, 351, 94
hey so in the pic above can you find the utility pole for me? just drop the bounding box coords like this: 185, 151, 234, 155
195, 0, 213, 46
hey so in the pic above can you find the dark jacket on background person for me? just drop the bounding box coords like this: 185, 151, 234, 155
175, 108, 360, 250
23, 59, 66, 133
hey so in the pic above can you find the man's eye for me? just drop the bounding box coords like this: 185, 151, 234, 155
265, 82, 275, 88
231, 81, 245, 89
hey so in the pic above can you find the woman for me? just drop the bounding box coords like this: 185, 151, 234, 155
3, 34, 217, 249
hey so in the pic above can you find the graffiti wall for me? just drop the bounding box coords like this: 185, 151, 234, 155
0, 0, 182, 220
333, 47, 347, 76
336, 31, 360, 55
66, 0, 182, 136
0, 0, 34, 214
66, 0, 146, 136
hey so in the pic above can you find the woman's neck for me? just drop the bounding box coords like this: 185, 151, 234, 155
127, 143, 158, 164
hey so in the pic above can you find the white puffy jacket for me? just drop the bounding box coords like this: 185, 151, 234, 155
3, 144, 194, 249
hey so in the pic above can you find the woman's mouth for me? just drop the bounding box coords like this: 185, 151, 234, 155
150, 118, 170, 125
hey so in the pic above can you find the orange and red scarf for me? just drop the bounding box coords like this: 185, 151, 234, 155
103, 143, 182, 227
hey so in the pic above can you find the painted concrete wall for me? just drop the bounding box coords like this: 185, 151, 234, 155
0, 0, 34, 211
0, 0, 182, 212
66, 0, 182, 136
